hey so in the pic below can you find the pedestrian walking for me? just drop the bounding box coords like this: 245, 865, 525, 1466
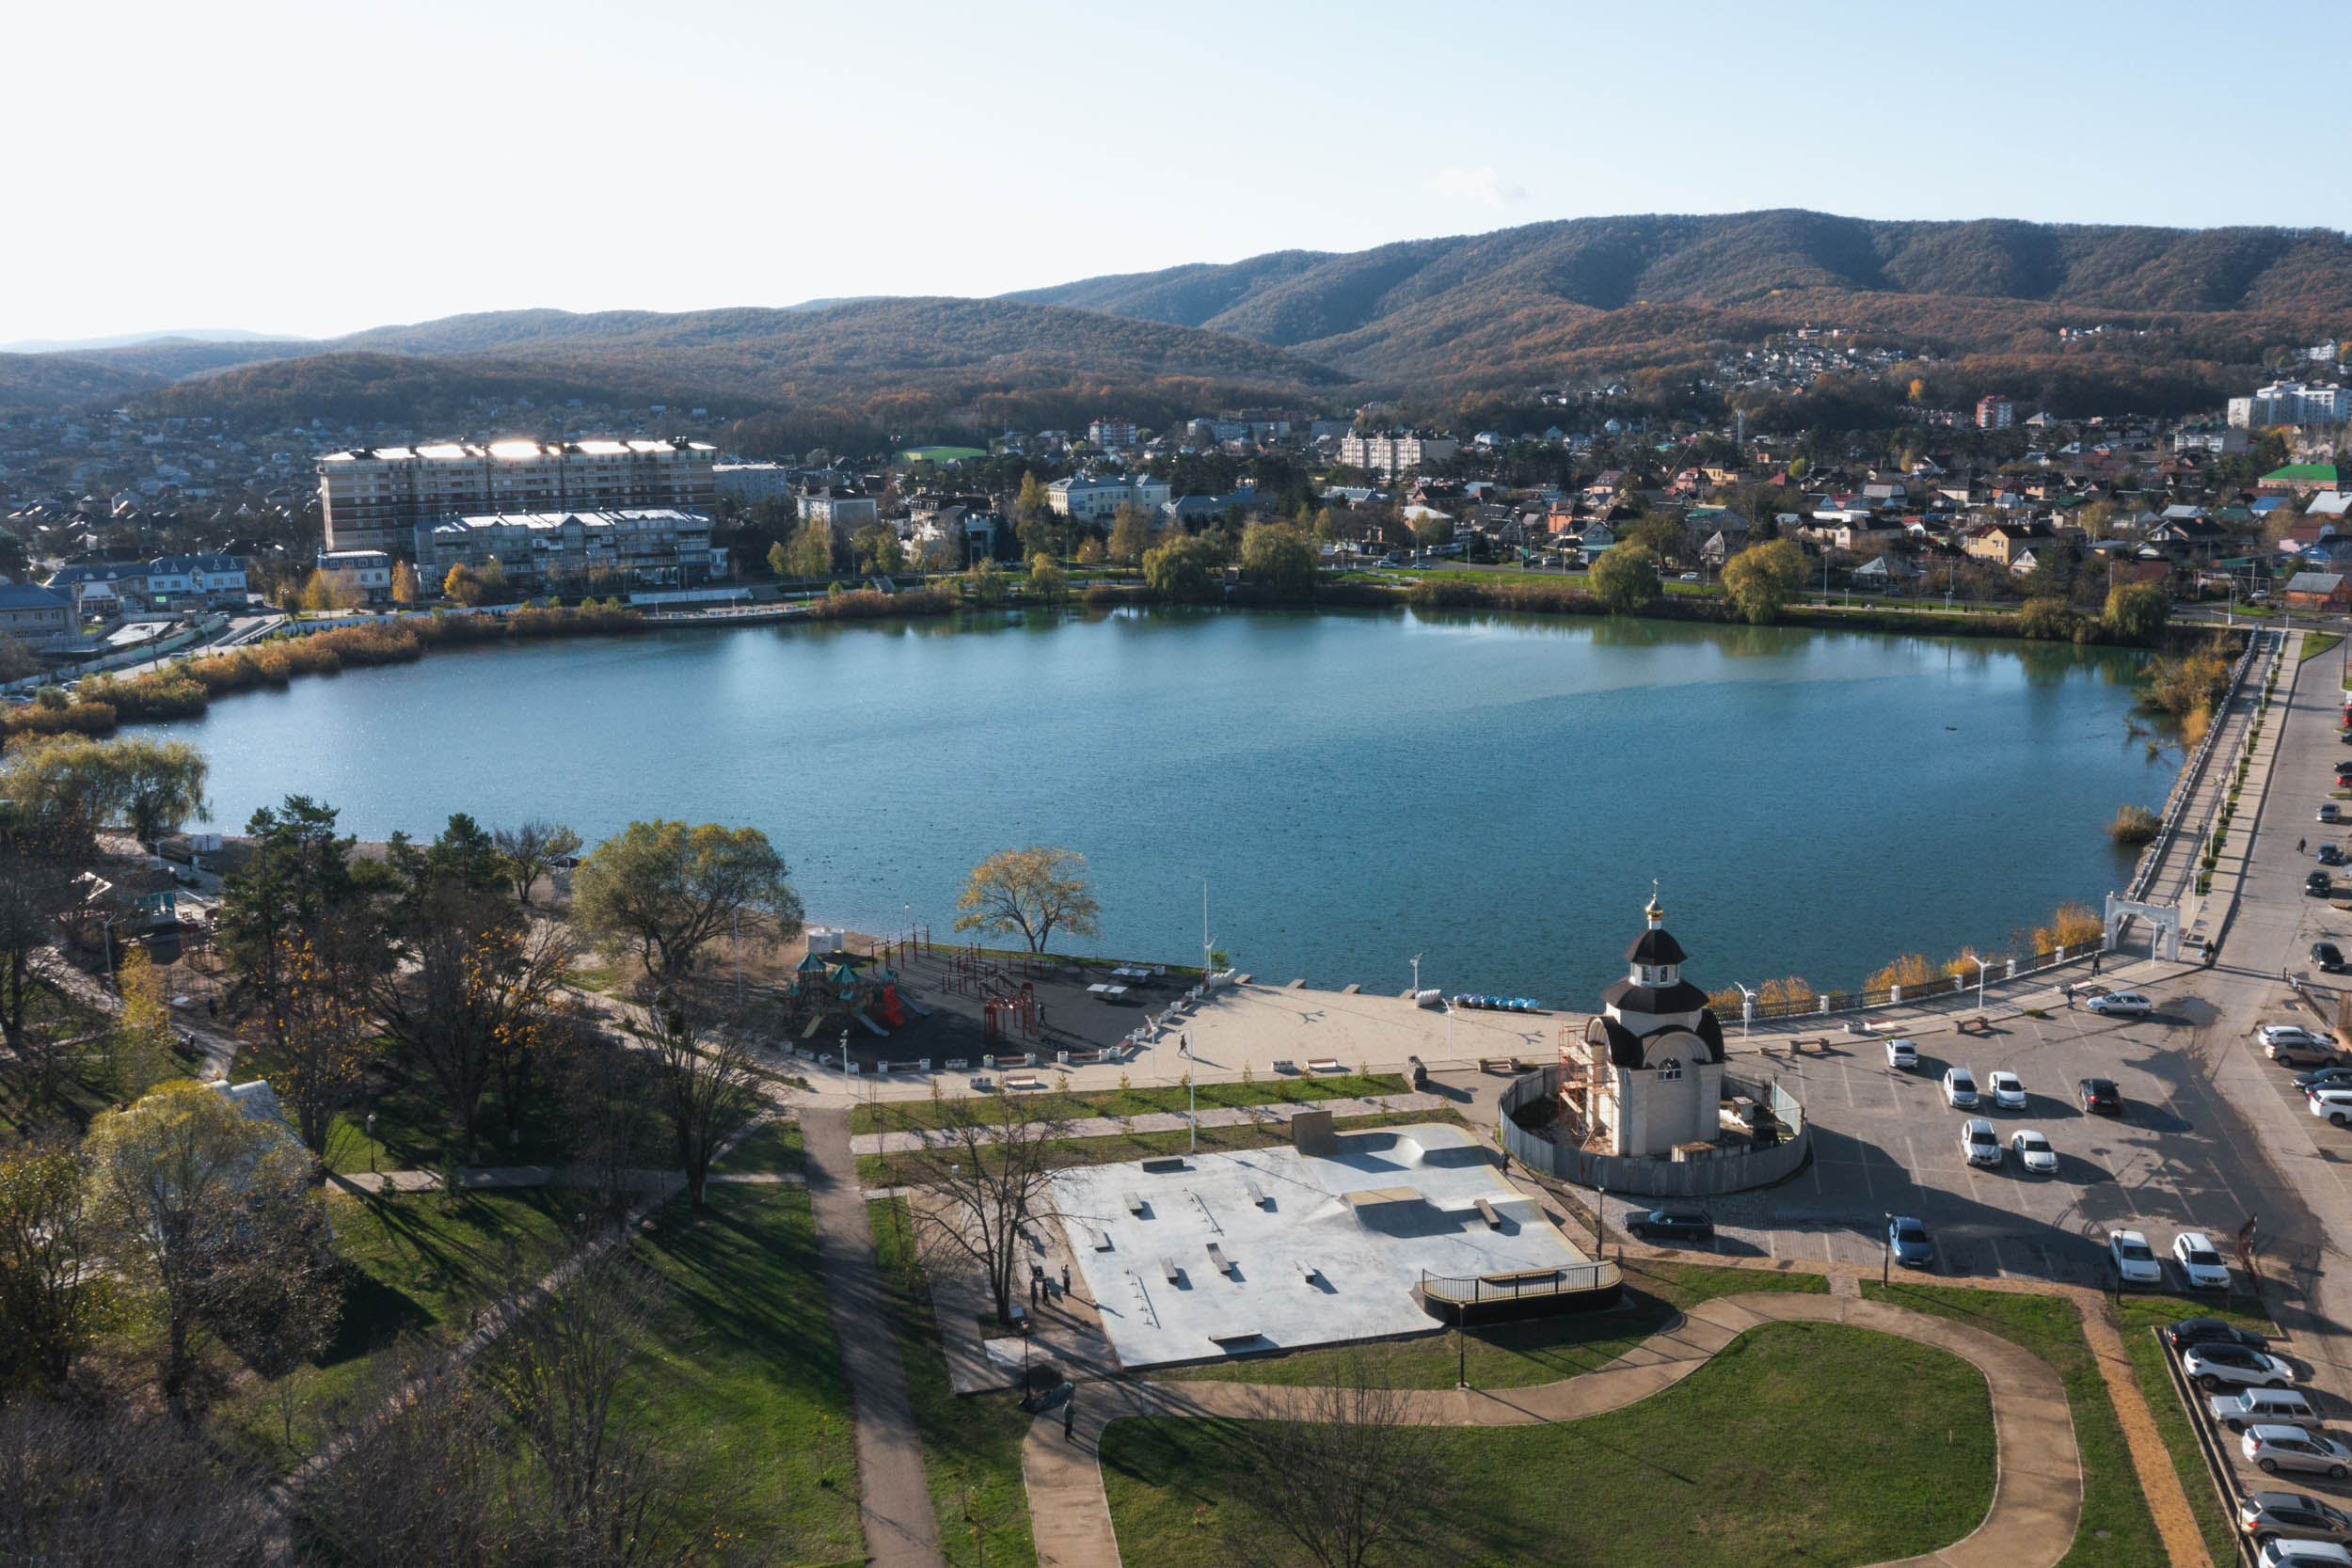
1061, 1264, 1072, 1295
2061, 982, 2074, 1008
2091, 953, 2102, 977
1063, 1394, 1075, 1440
2301, 838, 2309, 854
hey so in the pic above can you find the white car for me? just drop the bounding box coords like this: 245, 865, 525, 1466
2262, 1025, 2333, 1051
2110, 1228, 2164, 1286
1885, 1037, 1917, 1069
2309, 1088, 2352, 1127
1960, 1117, 2002, 1167
2187, 1342, 2298, 1390
2087, 990, 2153, 1018
1988, 1069, 2026, 1110
1944, 1068, 1979, 1108
2259, 1539, 2352, 1568
2010, 1130, 2058, 1174
2323, 803, 2343, 825
2173, 1231, 2233, 1290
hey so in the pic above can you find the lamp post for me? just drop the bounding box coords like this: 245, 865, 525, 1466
1734, 982, 1756, 1038
1882, 1211, 1892, 1286
1410, 953, 1422, 996
1976, 957, 1992, 1010
366, 1111, 376, 1175
98, 913, 118, 992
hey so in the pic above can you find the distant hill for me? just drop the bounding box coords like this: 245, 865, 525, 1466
0, 327, 303, 353
128, 298, 1347, 434
24, 210, 2350, 434
1008, 210, 2352, 383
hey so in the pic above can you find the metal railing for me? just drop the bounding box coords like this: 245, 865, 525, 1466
1420, 1260, 1621, 1307
2129, 628, 2268, 903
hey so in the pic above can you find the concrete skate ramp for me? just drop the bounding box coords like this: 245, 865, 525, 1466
1344, 1187, 1458, 1238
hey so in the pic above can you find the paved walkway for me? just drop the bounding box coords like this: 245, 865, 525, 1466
802, 1104, 946, 1568
333, 1164, 803, 1194
1021, 1291, 2083, 1568
849, 1090, 1445, 1154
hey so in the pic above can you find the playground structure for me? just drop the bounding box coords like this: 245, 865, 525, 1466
938, 945, 1046, 1045
778, 947, 921, 1043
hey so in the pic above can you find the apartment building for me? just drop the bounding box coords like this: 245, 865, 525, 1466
417, 509, 719, 591
316, 549, 396, 602
1046, 473, 1172, 522
2229, 382, 2352, 428
45, 554, 247, 616
317, 437, 718, 552
710, 462, 799, 503
1088, 419, 1139, 451
1336, 433, 1460, 477
0, 583, 73, 645
1976, 395, 2014, 431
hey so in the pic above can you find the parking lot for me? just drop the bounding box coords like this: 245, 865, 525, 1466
1597, 983, 2327, 1293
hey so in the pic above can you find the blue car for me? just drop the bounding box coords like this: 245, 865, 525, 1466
1888, 1215, 1934, 1269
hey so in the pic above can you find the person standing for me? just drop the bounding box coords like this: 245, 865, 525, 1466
1063, 1392, 1076, 1441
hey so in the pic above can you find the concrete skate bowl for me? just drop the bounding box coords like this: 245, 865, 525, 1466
1325, 1129, 1502, 1175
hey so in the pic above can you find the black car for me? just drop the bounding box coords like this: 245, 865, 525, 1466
2311, 871, 2334, 897
1624, 1208, 1714, 1244
2324, 845, 2347, 867
2080, 1077, 2122, 1115
2163, 1316, 2270, 1353
2296, 1065, 2352, 1090
2317, 942, 2346, 973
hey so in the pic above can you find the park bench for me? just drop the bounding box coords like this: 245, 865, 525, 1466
1004, 1075, 1045, 1092
1791, 1037, 1828, 1053
1958, 1016, 1991, 1035
1306, 1057, 1344, 1075
1477, 1056, 1515, 1074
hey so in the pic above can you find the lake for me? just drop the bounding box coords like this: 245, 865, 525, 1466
154, 607, 2172, 1005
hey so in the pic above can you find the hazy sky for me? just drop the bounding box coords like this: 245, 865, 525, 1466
8, 0, 2340, 345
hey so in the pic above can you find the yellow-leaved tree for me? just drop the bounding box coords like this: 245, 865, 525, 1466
955, 847, 1101, 954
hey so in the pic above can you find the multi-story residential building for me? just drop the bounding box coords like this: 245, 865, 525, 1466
710, 462, 799, 504
797, 488, 878, 534
0, 583, 73, 645
317, 437, 718, 553
1045, 473, 1172, 522
2229, 382, 2352, 428
316, 549, 396, 602
1336, 433, 1460, 477
1088, 419, 1138, 451
417, 509, 719, 592
1975, 396, 2014, 431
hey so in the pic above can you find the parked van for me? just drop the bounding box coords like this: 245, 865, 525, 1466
2216, 1388, 2321, 1433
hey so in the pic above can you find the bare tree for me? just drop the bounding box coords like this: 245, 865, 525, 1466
632, 1004, 762, 1210
1227, 1348, 1438, 1568
297, 1349, 515, 1568
0, 1399, 277, 1566
898, 1089, 1072, 1324
0, 847, 80, 1111
489, 1254, 674, 1568
494, 820, 583, 909
560, 1024, 654, 1217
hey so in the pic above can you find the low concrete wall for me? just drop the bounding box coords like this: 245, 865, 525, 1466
1498, 1066, 1810, 1198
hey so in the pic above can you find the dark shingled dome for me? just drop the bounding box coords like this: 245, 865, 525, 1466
1601, 976, 1709, 1016
1624, 927, 1689, 966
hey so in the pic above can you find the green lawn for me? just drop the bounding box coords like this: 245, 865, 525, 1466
870, 1196, 1038, 1568
713, 1115, 806, 1174
1865, 1280, 2164, 1567
620, 1181, 863, 1565
2113, 1292, 2280, 1564
850, 1073, 1408, 1135
1170, 1257, 1826, 1390
223, 1185, 580, 1465
2302, 631, 2343, 662
1103, 1322, 1993, 1568
856, 1108, 1470, 1186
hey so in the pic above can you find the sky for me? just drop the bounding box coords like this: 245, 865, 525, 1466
7, 0, 2343, 346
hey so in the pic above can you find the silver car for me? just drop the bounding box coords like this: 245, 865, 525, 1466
2239, 1490, 2352, 1547
2186, 1342, 2297, 1390
2246, 1425, 2352, 1481
2010, 1130, 2058, 1174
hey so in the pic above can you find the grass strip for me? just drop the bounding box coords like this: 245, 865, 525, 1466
855, 1107, 1468, 1185
1865, 1279, 2164, 1567
869, 1196, 1038, 1568
850, 1073, 1408, 1135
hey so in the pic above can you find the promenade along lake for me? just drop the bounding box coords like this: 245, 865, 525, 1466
158, 607, 2173, 1004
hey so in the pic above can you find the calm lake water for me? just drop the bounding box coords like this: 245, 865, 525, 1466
153, 608, 2170, 1004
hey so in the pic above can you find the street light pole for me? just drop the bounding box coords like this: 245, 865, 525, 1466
1410, 952, 1422, 996
1977, 958, 1991, 1010
1883, 1211, 1892, 1286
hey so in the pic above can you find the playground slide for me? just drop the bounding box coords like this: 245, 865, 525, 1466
855, 1012, 888, 1037
898, 994, 930, 1017
801, 1014, 824, 1039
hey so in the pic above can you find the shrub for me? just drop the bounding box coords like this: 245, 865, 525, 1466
2107, 804, 2160, 845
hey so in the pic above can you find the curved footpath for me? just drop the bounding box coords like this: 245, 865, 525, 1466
1022, 1290, 2081, 1568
